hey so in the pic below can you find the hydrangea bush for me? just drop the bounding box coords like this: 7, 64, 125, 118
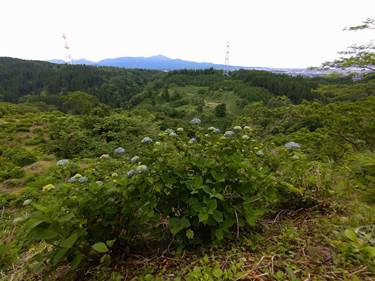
21, 126, 325, 270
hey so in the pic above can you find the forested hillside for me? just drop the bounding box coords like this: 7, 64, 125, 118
0, 56, 374, 280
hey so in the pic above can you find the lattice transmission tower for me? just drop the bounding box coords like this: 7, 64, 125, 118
224, 41, 230, 76
62, 33, 73, 64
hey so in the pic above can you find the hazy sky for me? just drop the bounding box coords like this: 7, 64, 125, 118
1, 0, 374, 68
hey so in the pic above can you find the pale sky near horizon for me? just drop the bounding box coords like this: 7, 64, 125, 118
0, 0, 374, 68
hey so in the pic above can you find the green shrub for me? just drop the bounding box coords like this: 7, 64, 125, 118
21, 127, 320, 270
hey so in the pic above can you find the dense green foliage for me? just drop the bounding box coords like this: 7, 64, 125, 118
0, 57, 374, 280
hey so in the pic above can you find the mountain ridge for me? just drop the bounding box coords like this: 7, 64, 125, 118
47, 55, 327, 76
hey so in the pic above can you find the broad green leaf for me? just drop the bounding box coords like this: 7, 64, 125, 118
169, 217, 190, 236
71, 253, 84, 269
31, 227, 59, 240
365, 246, 375, 257
344, 229, 357, 242
106, 239, 116, 247
92, 242, 109, 253
215, 229, 224, 240
206, 199, 217, 211
52, 247, 69, 266
212, 210, 223, 223
61, 233, 79, 249
212, 266, 223, 278
198, 212, 209, 223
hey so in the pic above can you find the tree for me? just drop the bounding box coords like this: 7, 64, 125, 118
214, 103, 226, 117
62, 91, 99, 115
323, 18, 375, 72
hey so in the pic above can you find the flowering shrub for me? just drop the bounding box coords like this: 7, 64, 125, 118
21, 127, 323, 269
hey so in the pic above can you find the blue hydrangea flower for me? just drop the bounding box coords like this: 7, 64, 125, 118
114, 147, 125, 154
284, 142, 301, 150
127, 169, 136, 178
189, 137, 197, 143
130, 156, 140, 163
56, 159, 69, 166
78, 176, 88, 183
214, 128, 221, 134
142, 137, 153, 144
224, 131, 235, 137
190, 118, 201, 125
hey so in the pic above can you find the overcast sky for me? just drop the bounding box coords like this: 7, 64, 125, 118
1, 0, 374, 68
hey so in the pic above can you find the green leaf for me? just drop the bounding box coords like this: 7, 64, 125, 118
60, 233, 79, 249
31, 227, 59, 240
31, 203, 49, 213
206, 199, 217, 211
365, 246, 375, 257
92, 242, 109, 253
106, 239, 116, 247
186, 229, 194, 239
170, 217, 190, 236
52, 247, 69, 266
243, 205, 266, 226
198, 212, 209, 222
212, 210, 223, 223
344, 229, 357, 242
212, 266, 223, 278
71, 253, 84, 269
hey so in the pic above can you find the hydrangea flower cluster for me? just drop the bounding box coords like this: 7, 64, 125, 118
224, 131, 235, 137
176, 127, 184, 132
67, 174, 88, 183
114, 147, 125, 155
256, 150, 264, 157
130, 155, 140, 163
165, 128, 175, 134
142, 137, 153, 144
190, 118, 201, 125
284, 141, 301, 150
100, 154, 110, 159
169, 132, 178, 137
136, 165, 148, 174
56, 159, 69, 167
233, 126, 242, 131
242, 135, 250, 140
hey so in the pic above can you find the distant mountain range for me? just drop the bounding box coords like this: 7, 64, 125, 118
48, 55, 329, 77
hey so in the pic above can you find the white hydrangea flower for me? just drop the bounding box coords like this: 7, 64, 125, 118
244, 126, 252, 131
190, 118, 201, 125
284, 142, 301, 150
154, 141, 161, 146
208, 127, 216, 131
142, 137, 153, 144
111, 172, 118, 177
23, 199, 32, 206
176, 127, 184, 132
224, 131, 235, 137
56, 159, 69, 166
256, 150, 264, 157
136, 165, 148, 174
100, 154, 110, 159
169, 132, 178, 137
242, 135, 250, 140
114, 147, 125, 154
165, 128, 175, 134
130, 156, 140, 163
233, 126, 242, 131
291, 155, 300, 160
